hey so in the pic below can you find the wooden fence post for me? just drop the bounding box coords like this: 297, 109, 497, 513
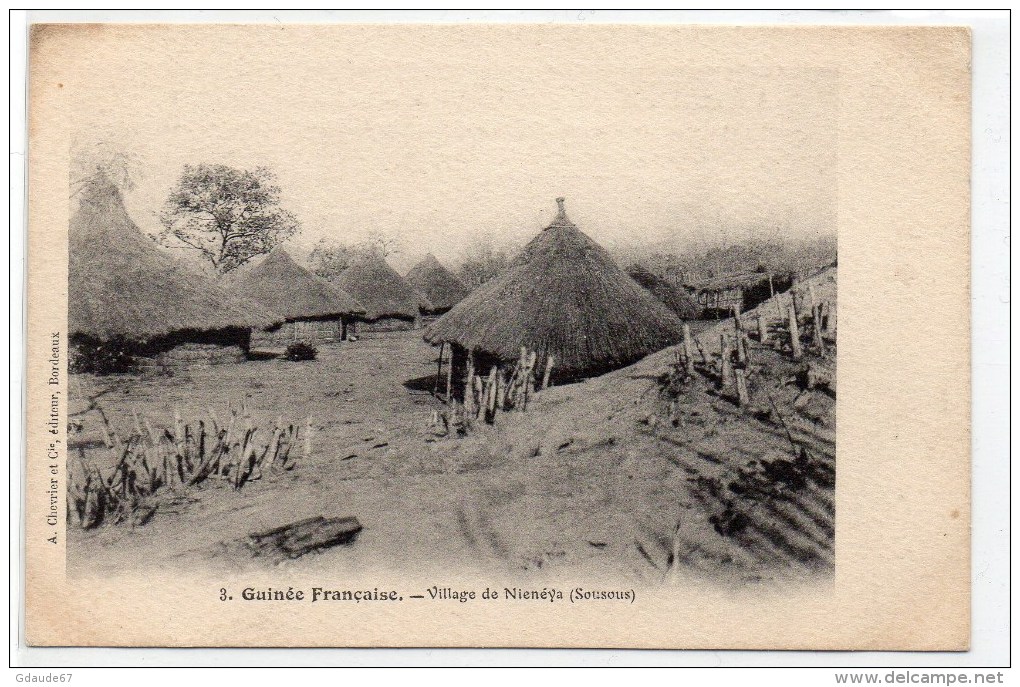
434, 342, 445, 397
719, 335, 732, 389
485, 367, 498, 422
464, 351, 475, 417
732, 307, 745, 364
734, 368, 750, 407
812, 304, 827, 355
788, 303, 803, 361
541, 355, 555, 390
445, 345, 454, 403
473, 375, 484, 419
757, 312, 768, 344
682, 324, 696, 376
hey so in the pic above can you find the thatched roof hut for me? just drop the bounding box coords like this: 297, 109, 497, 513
69, 174, 281, 344
626, 264, 700, 320
228, 249, 364, 322
424, 198, 684, 381
405, 253, 470, 314
332, 254, 432, 321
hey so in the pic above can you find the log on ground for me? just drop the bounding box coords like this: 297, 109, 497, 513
245, 515, 363, 559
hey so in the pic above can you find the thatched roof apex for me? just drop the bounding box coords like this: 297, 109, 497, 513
229, 249, 364, 321
332, 253, 431, 320
424, 199, 683, 378
405, 253, 470, 313
69, 174, 282, 342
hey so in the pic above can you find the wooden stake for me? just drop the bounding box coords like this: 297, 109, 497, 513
541, 355, 555, 390
732, 307, 745, 364
757, 312, 768, 344
303, 417, 313, 460
824, 301, 836, 333
485, 367, 498, 421
788, 303, 803, 361
681, 324, 696, 376
774, 293, 784, 321
464, 351, 475, 417
734, 368, 750, 407
473, 375, 484, 418
812, 304, 827, 355
434, 342, 445, 397
719, 335, 732, 389
445, 345, 454, 402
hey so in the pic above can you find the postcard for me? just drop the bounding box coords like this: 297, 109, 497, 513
24, 23, 970, 648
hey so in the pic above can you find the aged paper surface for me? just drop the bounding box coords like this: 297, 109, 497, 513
25, 24, 970, 649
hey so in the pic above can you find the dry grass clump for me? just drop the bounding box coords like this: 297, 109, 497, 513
69, 401, 309, 529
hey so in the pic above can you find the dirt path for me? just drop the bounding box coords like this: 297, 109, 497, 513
68, 332, 503, 577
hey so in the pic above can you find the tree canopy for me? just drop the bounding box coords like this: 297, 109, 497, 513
158, 164, 300, 274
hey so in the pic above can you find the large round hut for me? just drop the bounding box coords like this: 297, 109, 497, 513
228, 249, 365, 347
626, 264, 701, 320
404, 253, 470, 316
332, 253, 432, 332
69, 173, 282, 371
424, 198, 684, 386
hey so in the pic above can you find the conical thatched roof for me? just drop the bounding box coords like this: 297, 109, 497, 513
69, 174, 282, 341
332, 253, 432, 320
228, 249, 364, 321
405, 253, 470, 313
424, 198, 684, 379
627, 265, 700, 320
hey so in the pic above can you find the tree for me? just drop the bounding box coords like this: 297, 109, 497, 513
362, 229, 403, 259
458, 237, 513, 288
309, 230, 403, 281
309, 238, 358, 281
158, 164, 300, 274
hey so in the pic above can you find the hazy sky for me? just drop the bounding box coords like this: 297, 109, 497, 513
55, 25, 838, 272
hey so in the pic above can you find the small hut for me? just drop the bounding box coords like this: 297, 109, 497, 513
424, 198, 684, 387
626, 264, 701, 321
332, 254, 432, 332
228, 249, 365, 347
69, 173, 281, 371
692, 271, 794, 318
405, 253, 470, 316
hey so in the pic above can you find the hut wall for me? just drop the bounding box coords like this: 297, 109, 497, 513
148, 327, 251, 370
151, 344, 247, 369
356, 316, 419, 333
251, 319, 348, 348
70, 327, 253, 374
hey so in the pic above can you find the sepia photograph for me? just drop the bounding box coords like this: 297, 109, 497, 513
20, 17, 980, 654
62, 29, 837, 588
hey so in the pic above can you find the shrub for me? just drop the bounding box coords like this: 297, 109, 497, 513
69, 335, 137, 374
284, 341, 317, 361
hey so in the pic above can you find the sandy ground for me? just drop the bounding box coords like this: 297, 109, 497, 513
69, 268, 836, 588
